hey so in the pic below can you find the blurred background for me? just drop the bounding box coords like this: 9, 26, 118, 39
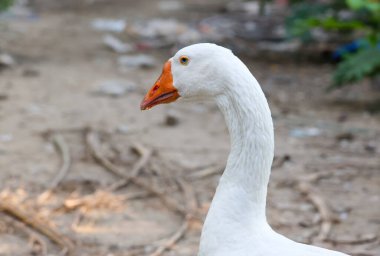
0, 0, 379, 255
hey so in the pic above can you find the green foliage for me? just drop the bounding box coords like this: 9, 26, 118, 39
331, 47, 380, 89
286, 0, 380, 89
285, 1, 348, 41
0, 0, 13, 12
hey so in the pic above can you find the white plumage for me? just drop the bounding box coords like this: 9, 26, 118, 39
142, 43, 350, 256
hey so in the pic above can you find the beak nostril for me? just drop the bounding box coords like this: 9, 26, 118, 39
150, 84, 160, 96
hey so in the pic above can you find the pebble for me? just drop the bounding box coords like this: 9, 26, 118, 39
364, 142, 377, 153
0, 133, 13, 142
118, 54, 156, 68
0, 53, 15, 68
165, 114, 179, 126
22, 68, 40, 77
103, 34, 133, 53
158, 0, 184, 11
95, 80, 136, 97
117, 124, 129, 134
165, 110, 181, 126
91, 18, 126, 33
0, 94, 8, 101
289, 127, 321, 138
335, 132, 355, 142
131, 19, 185, 39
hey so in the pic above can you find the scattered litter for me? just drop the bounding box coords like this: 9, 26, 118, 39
103, 34, 133, 53
94, 80, 136, 97
158, 0, 184, 11
289, 127, 321, 138
0, 53, 16, 68
91, 18, 126, 33
118, 54, 156, 68
0, 134, 13, 142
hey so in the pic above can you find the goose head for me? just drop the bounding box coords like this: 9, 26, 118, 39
140, 43, 234, 110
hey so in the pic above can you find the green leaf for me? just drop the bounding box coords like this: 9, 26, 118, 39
330, 47, 380, 89
0, 0, 13, 12
347, 0, 365, 10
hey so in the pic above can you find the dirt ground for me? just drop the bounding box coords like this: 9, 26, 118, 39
0, 1, 379, 256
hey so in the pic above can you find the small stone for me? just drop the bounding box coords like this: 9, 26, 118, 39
337, 113, 348, 122
364, 142, 376, 153
118, 54, 156, 69
117, 124, 129, 134
289, 127, 321, 138
0, 134, 13, 142
0, 94, 8, 101
165, 115, 179, 126
158, 0, 184, 11
22, 68, 40, 77
94, 80, 136, 97
165, 111, 180, 126
103, 34, 133, 53
91, 18, 126, 33
0, 53, 16, 68
335, 132, 355, 142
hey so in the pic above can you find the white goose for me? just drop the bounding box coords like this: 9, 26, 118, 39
141, 43, 349, 256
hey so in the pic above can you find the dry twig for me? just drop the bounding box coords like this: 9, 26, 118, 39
49, 134, 71, 188
326, 233, 378, 245
0, 200, 74, 255
272, 154, 291, 169
86, 130, 186, 216
108, 142, 153, 191
296, 180, 336, 242
142, 176, 198, 256
38, 134, 72, 204
176, 178, 198, 213
3, 214, 48, 256
149, 219, 189, 256
187, 165, 224, 180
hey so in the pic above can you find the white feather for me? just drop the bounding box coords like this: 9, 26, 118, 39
170, 43, 350, 256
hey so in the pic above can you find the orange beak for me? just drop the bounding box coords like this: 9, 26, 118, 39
140, 61, 180, 110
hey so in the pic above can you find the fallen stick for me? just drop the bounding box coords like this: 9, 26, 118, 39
3, 214, 48, 256
272, 155, 291, 169
86, 131, 186, 216
86, 131, 127, 178
176, 178, 198, 213
0, 201, 74, 255
38, 134, 72, 204
350, 251, 376, 256
296, 180, 336, 242
326, 233, 377, 245
49, 134, 71, 189
108, 143, 153, 191
148, 219, 189, 256
187, 165, 224, 180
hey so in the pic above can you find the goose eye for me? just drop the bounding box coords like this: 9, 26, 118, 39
179, 56, 189, 65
